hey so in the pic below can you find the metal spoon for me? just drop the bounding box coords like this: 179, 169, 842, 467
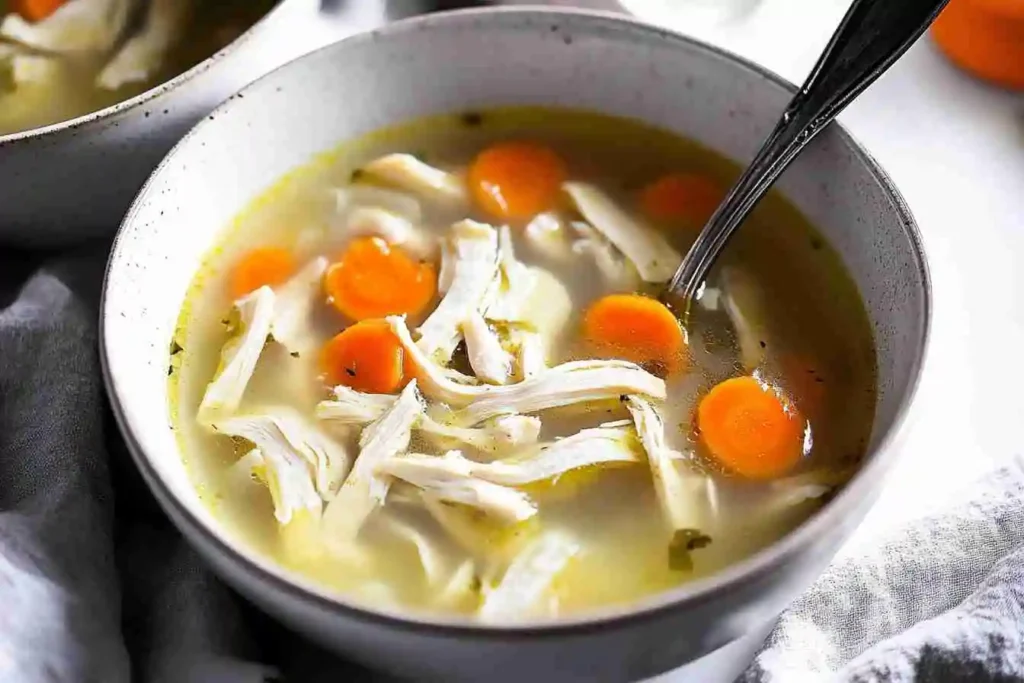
664, 0, 949, 316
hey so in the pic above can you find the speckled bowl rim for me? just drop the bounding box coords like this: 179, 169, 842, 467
101, 6, 931, 638
0, 0, 290, 145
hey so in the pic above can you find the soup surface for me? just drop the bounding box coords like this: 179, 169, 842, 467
172, 108, 877, 621
0, 0, 275, 135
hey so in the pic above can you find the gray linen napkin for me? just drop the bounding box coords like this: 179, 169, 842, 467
2, 246, 1024, 682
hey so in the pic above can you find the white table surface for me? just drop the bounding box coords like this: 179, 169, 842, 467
561, 0, 1024, 557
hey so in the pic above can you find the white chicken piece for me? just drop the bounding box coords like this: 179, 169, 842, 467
421, 414, 542, 454
269, 256, 328, 356
381, 514, 448, 586
322, 381, 423, 546
479, 531, 579, 622
362, 153, 468, 205
376, 451, 537, 525
334, 184, 423, 224
97, 0, 191, 90
198, 286, 275, 422
483, 225, 536, 325
720, 265, 769, 371
393, 430, 638, 487
564, 183, 682, 283
316, 387, 541, 453
438, 559, 479, 608
463, 426, 642, 485
213, 408, 351, 505
436, 239, 455, 294
570, 220, 642, 292
523, 212, 573, 262
10, 54, 62, 86
513, 330, 547, 380
416, 220, 499, 362
215, 436, 316, 526
316, 386, 395, 425
461, 312, 514, 385
625, 396, 709, 533
344, 206, 437, 259
1, 0, 134, 53
389, 316, 666, 423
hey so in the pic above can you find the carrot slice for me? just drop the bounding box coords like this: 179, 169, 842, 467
697, 376, 805, 480
468, 141, 567, 221
582, 294, 686, 372
229, 247, 296, 300
12, 0, 67, 22
639, 173, 724, 229
324, 237, 436, 322
320, 319, 407, 393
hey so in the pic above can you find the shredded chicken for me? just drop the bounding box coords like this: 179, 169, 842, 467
269, 256, 328, 355
417, 220, 499, 363
214, 434, 318, 525
390, 317, 666, 423
420, 413, 542, 454
214, 408, 351, 503
97, 0, 191, 90
523, 212, 572, 262
322, 382, 424, 547
438, 559, 479, 608
479, 531, 579, 622
362, 153, 467, 205
720, 265, 769, 371
436, 239, 456, 294
344, 206, 437, 259
1, 0, 134, 53
316, 386, 395, 425
381, 514, 448, 586
198, 286, 275, 422
461, 312, 514, 385
483, 225, 535, 324
317, 387, 541, 453
10, 54, 61, 86
626, 396, 709, 532
465, 426, 641, 485
334, 184, 423, 224
514, 330, 547, 380
570, 220, 642, 291
376, 451, 537, 525
564, 183, 681, 283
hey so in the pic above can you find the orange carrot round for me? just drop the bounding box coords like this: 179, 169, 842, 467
582, 294, 686, 372
12, 0, 67, 22
324, 237, 436, 322
468, 141, 567, 221
229, 247, 296, 300
639, 173, 724, 229
697, 376, 805, 480
320, 319, 407, 393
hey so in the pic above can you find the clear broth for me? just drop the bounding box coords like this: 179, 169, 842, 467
172, 107, 876, 617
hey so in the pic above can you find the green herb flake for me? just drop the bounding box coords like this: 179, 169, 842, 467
668, 528, 712, 572
459, 111, 484, 127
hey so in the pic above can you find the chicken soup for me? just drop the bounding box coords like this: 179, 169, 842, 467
171, 108, 877, 620
0, 0, 275, 135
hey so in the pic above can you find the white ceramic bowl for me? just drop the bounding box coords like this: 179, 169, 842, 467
101, 8, 930, 682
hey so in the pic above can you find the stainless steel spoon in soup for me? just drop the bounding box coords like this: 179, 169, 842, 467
664, 0, 949, 315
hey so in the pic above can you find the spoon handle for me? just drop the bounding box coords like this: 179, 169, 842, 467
666, 0, 949, 308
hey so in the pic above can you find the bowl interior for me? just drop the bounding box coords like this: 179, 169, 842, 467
102, 8, 928, 626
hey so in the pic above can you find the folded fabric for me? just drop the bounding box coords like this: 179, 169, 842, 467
741, 457, 1024, 683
